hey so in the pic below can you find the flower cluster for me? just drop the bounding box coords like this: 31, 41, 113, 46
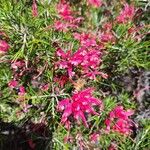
57, 88, 102, 129
117, 4, 135, 24
54, 1, 83, 32
55, 32, 107, 79
105, 106, 134, 135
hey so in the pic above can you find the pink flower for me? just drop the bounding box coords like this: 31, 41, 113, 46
54, 75, 69, 88
55, 48, 75, 77
103, 23, 112, 31
32, 0, 38, 17
0, 40, 9, 53
54, 1, 83, 32
108, 142, 118, 150
11, 60, 25, 70
84, 70, 108, 80
128, 26, 143, 42
100, 32, 115, 43
98, 23, 115, 44
73, 33, 97, 47
88, 0, 102, 7
16, 86, 26, 102
117, 4, 135, 23
18, 86, 26, 96
89, 132, 100, 143
57, 88, 102, 129
57, 2, 73, 21
41, 84, 50, 91
56, 33, 107, 79
54, 21, 68, 32
8, 80, 18, 88
54, 20, 78, 32
105, 106, 134, 135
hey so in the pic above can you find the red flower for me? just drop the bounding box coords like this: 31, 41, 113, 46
32, 0, 38, 17
88, 0, 102, 7
57, 88, 102, 129
105, 106, 134, 135
0, 40, 9, 53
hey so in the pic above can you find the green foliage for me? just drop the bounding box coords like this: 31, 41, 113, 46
0, 0, 149, 149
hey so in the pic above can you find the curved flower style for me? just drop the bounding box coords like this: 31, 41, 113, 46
57, 88, 102, 129
105, 106, 134, 135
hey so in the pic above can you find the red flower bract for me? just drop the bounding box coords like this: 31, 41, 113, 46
57, 88, 102, 129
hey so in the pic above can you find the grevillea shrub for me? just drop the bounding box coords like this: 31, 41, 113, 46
0, 0, 149, 149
